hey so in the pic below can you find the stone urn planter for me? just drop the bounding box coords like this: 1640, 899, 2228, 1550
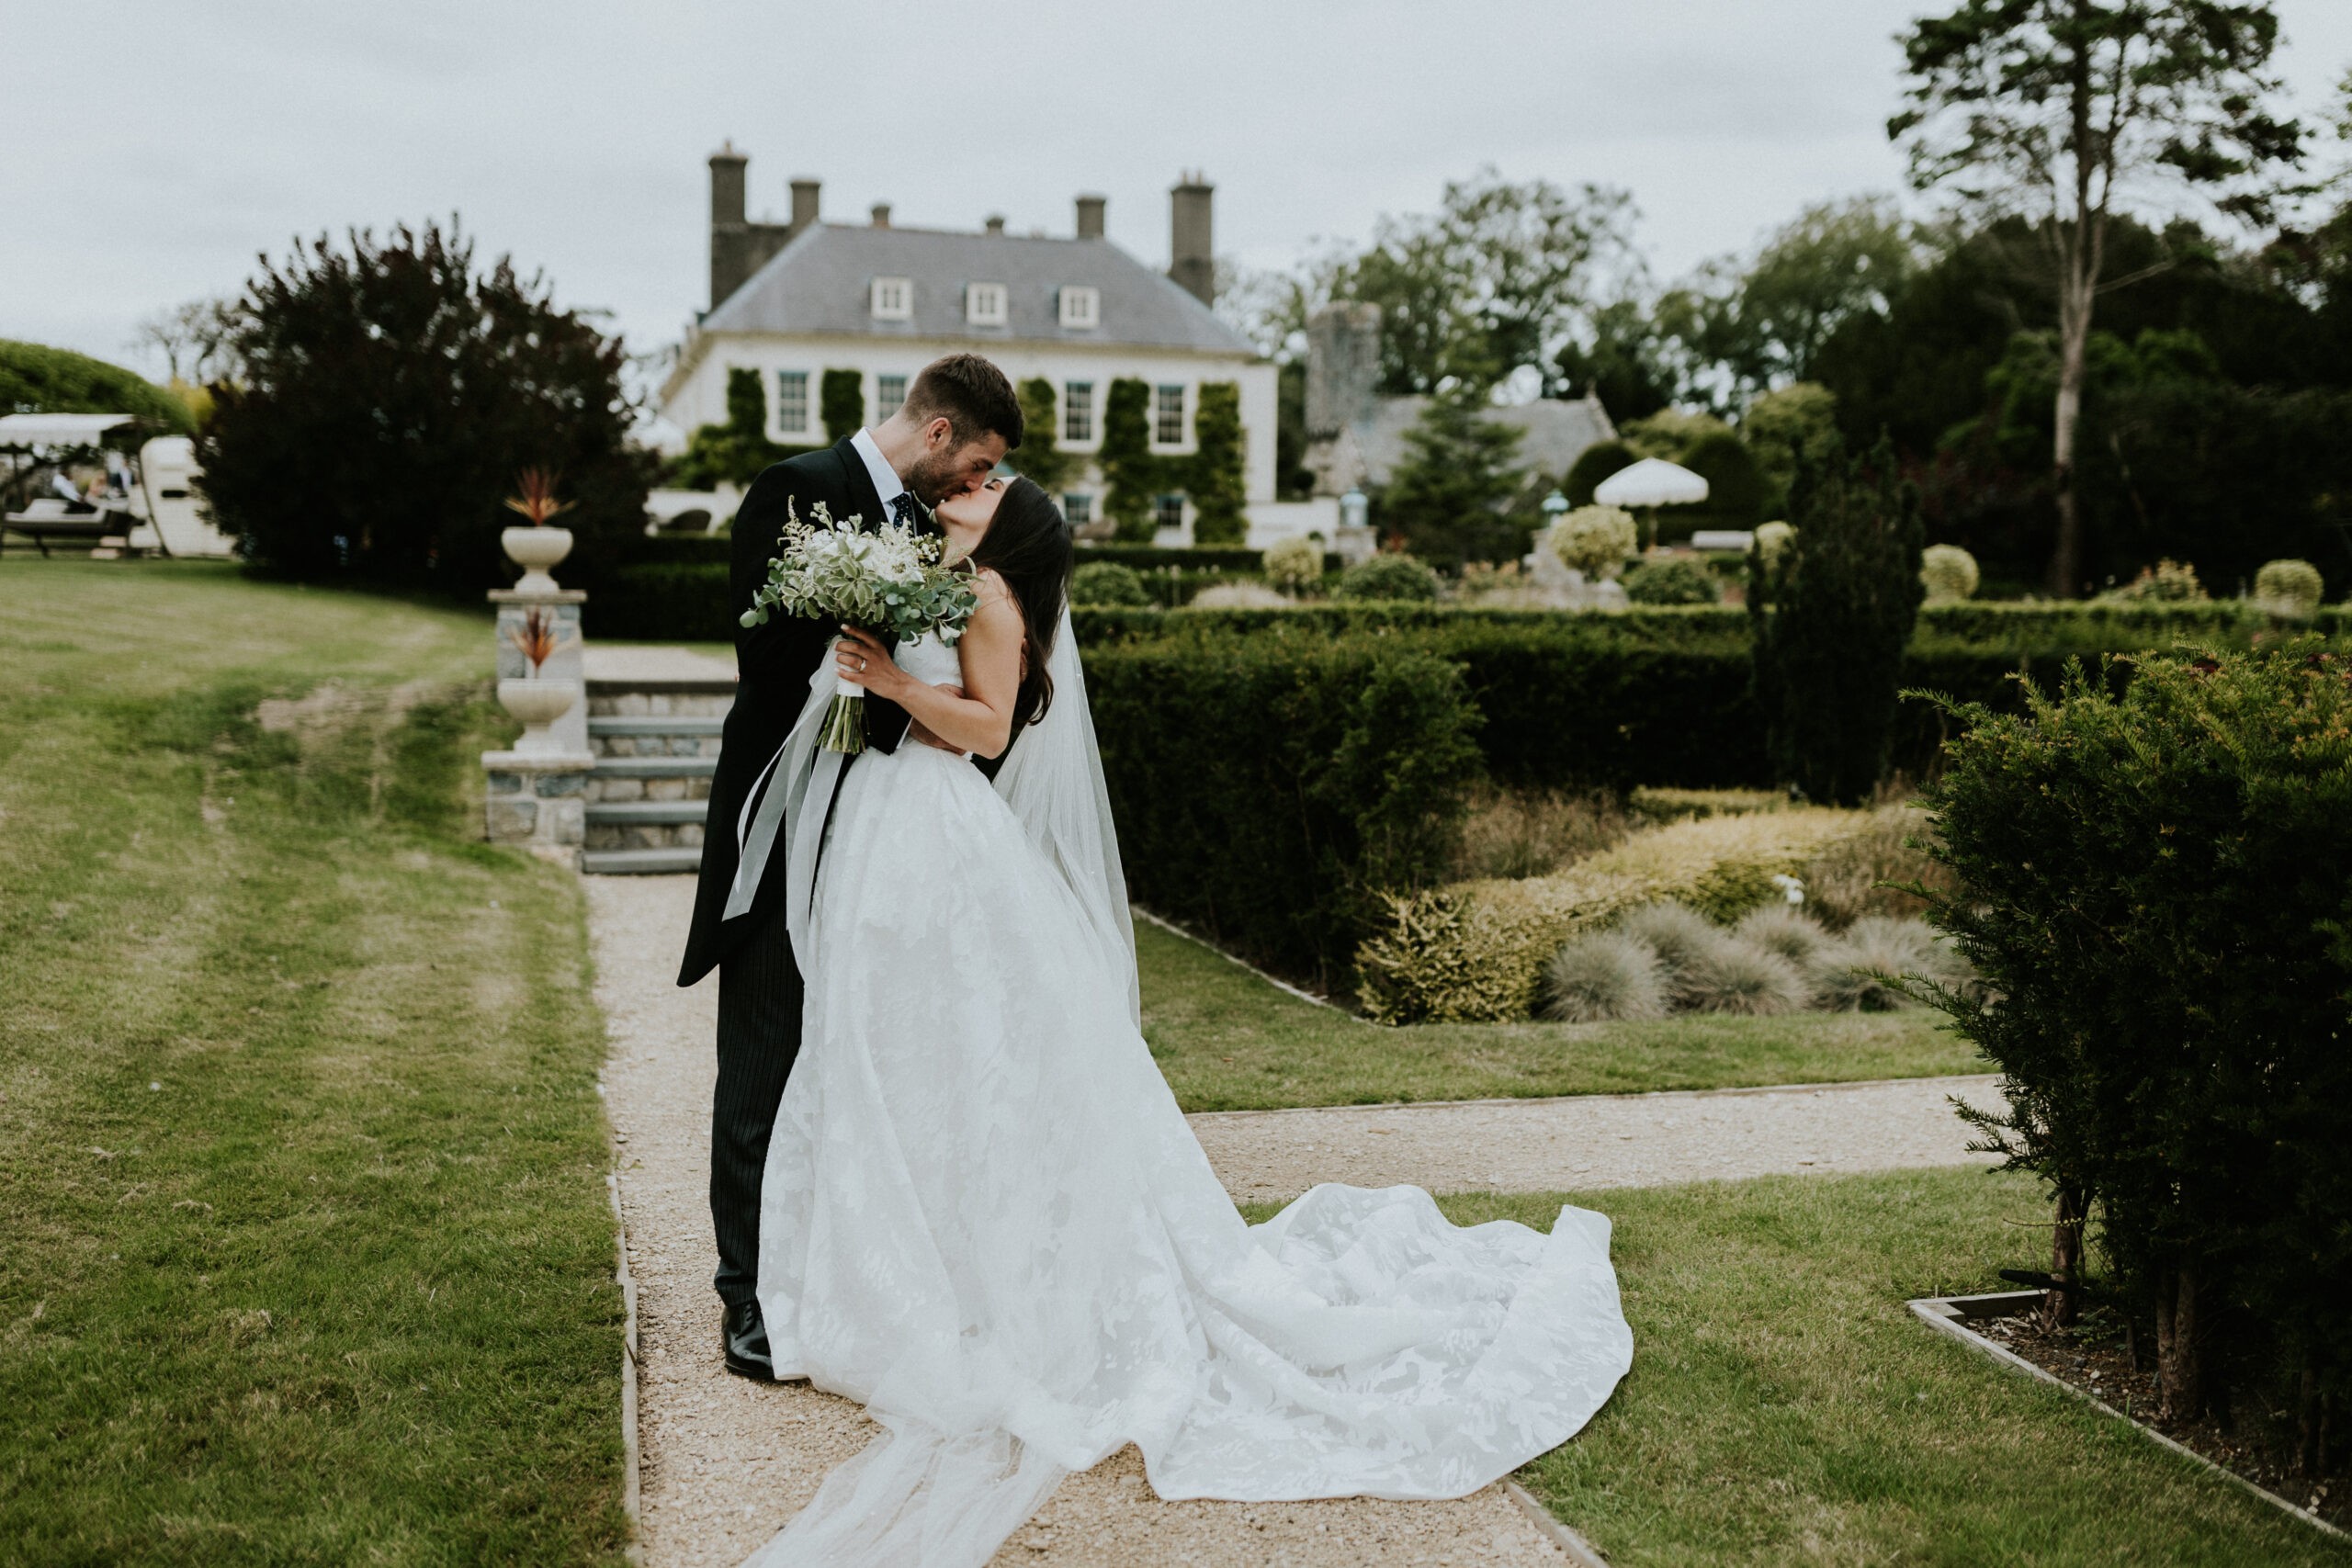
498, 677, 581, 754
502, 525, 574, 594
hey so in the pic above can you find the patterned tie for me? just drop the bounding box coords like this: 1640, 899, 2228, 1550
889, 492, 923, 531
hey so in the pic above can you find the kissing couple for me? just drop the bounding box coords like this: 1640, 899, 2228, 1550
676, 352, 1634, 1565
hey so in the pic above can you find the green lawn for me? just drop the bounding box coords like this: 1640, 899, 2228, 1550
1139, 918, 1985, 1111
0, 561, 627, 1564
1249, 1169, 2349, 1567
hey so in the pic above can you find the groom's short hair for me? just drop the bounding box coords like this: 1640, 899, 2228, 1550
905, 355, 1023, 451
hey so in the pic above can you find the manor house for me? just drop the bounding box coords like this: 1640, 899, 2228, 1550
661, 147, 1280, 542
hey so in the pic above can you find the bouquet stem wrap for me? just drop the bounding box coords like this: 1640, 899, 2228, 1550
821, 639, 866, 755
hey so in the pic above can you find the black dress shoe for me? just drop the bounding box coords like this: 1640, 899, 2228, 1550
722, 1298, 776, 1382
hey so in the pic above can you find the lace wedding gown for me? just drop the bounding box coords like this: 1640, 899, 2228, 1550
739, 630, 1633, 1567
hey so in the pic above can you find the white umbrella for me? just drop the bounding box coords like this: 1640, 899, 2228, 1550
1594, 457, 1709, 507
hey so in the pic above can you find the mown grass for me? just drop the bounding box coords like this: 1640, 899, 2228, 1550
0, 561, 627, 1564
1245, 1169, 2352, 1566
1140, 918, 1984, 1111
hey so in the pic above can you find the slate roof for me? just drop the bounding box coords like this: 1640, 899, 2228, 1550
1334, 395, 1618, 487
702, 224, 1255, 356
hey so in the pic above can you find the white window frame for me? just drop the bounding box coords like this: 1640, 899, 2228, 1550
1062, 493, 1093, 526
1153, 383, 1187, 446
869, 276, 911, 321
1057, 286, 1100, 329
965, 281, 1008, 327
1062, 380, 1094, 444
876, 373, 907, 416
775, 370, 809, 435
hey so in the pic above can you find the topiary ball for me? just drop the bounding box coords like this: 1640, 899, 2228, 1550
1262, 535, 1324, 596
1920, 543, 1979, 604
1333, 554, 1442, 604
1621, 558, 1720, 605
2255, 558, 2324, 620
1070, 560, 1150, 606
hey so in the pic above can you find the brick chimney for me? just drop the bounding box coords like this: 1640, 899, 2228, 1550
1075, 194, 1106, 240
984, 214, 1006, 237
1169, 172, 1214, 306
708, 143, 749, 310
790, 178, 821, 232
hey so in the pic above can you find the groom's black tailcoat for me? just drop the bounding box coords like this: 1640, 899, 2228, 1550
680, 435, 914, 1309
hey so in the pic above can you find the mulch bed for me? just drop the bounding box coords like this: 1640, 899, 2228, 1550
1979, 1306, 2343, 1533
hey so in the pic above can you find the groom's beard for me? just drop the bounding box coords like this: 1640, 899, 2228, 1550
903, 451, 973, 512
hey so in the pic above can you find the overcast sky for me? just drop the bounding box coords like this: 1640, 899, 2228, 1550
9, 0, 2350, 384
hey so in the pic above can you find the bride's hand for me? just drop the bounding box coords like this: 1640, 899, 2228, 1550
833, 626, 911, 700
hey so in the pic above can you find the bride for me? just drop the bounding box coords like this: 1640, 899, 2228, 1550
732, 474, 1632, 1566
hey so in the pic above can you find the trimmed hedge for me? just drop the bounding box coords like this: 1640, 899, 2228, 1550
1087, 636, 1483, 983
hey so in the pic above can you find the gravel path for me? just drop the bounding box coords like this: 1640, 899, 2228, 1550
588, 874, 1996, 1567
1196, 1076, 2002, 1207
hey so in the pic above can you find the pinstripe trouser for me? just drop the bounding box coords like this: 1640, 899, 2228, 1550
710, 897, 803, 1309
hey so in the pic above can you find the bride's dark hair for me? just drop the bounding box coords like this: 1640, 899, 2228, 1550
967, 474, 1072, 728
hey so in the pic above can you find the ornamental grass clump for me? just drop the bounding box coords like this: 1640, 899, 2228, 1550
1541, 931, 1667, 1022
1807, 914, 1952, 1011
1915, 642, 2352, 1431
1734, 903, 1832, 966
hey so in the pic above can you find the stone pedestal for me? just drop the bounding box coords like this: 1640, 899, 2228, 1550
483, 750, 596, 867
490, 587, 589, 755
486, 581, 590, 865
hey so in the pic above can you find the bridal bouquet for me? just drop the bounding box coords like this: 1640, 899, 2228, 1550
741, 499, 978, 753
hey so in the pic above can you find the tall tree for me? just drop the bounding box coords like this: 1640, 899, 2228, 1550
1890, 1, 2303, 596
1375, 393, 1529, 570
1659, 197, 1918, 398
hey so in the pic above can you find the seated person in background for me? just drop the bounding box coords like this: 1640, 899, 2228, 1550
49, 471, 98, 513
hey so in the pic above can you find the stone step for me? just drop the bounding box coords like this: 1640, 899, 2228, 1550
590, 716, 728, 737
593, 756, 719, 778
582, 847, 704, 875
585, 800, 708, 826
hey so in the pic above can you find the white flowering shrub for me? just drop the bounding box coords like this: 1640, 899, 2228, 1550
1920, 543, 1979, 604
1544, 505, 1637, 580
2254, 558, 2323, 620
1262, 535, 1325, 596
1753, 521, 1795, 569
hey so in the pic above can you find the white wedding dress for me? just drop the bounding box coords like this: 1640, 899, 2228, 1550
733, 626, 1633, 1568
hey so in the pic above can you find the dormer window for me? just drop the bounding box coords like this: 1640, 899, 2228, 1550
966, 282, 1008, 327
1058, 286, 1100, 329
870, 276, 911, 321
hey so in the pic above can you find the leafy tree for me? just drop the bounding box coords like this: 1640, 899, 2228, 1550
203, 220, 647, 592
131, 299, 242, 389
1005, 378, 1072, 493
0, 340, 193, 434
670, 367, 800, 490
1740, 382, 1843, 509
820, 368, 864, 445
1659, 197, 1918, 398
1374, 393, 1528, 570
1552, 298, 1677, 419
1748, 445, 1927, 804
1328, 169, 1639, 396
1188, 382, 1248, 545
1663, 431, 1771, 536
1892, 1, 2306, 596
1616, 407, 1732, 460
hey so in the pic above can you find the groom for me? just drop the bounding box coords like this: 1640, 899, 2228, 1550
678, 352, 1024, 1380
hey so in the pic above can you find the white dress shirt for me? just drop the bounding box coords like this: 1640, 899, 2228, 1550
849, 427, 906, 520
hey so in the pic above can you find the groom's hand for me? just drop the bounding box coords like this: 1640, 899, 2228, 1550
908, 686, 968, 754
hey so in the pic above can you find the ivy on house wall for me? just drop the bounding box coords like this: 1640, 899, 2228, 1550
1190, 383, 1247, 545
820, 368, 865, 445
1008, 378, 1074, 492
1099, 376, 1249, 545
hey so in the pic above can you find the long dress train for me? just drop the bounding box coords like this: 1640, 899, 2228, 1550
741, 632, 1633, 1567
